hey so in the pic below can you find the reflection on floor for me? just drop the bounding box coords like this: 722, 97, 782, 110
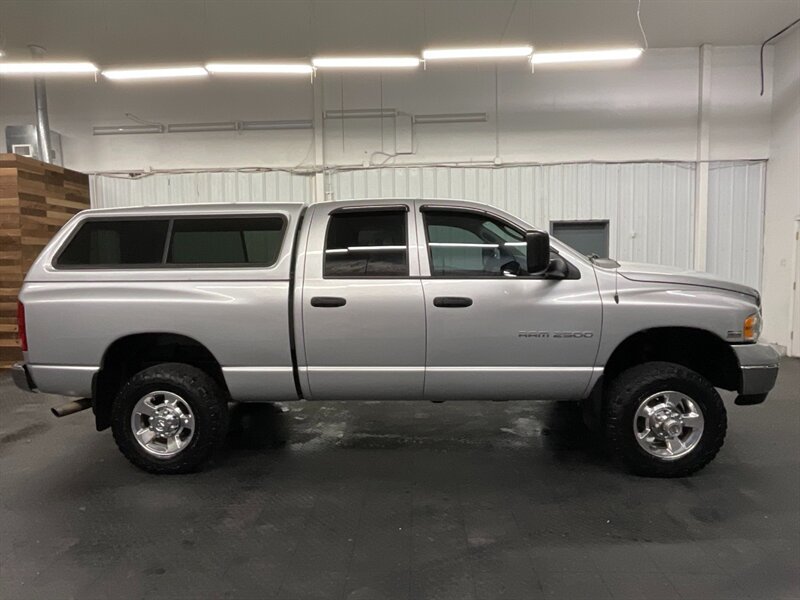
1, 358, 799, 600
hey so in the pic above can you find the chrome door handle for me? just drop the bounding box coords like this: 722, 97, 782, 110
310, 296, 347, 308
433, 296, 473, 308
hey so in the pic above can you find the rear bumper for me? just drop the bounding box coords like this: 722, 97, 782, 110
732, 343, 780, 402
11, 362, 36, 393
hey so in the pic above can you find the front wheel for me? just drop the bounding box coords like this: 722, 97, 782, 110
111, 363, 229, 474
605, 361, 727, 477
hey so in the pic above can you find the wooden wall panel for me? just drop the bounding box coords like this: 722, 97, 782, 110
0, 154, 90, 370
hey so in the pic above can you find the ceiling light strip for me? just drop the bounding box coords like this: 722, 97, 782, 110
206, 63, 313, 74
531, 48, 643, 64
422, 46, 533, 61
102, 66, 208, 80
0, 62, 98, 74
312, 57, 419, 69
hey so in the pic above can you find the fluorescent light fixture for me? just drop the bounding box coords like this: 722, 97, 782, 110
240, 119, 313, 130
531, 48, 643, 65
206, 63, 313, 75
93, 124, 164, 136
168, 122, 237, 133
422, 46, 533, 61
0, 61, 98, 75
325, 108, 397, 119
414, 112, 487, 124
312, 57, 420, 69
102, 66, 207, 80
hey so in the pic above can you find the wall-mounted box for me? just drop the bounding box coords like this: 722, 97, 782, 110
5, 125, 64, 166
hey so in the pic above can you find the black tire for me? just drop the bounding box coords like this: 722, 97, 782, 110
605, 361, 727, 477
581, 395, 602, 434
111, 363, 229, 474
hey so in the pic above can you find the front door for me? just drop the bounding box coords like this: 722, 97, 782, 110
418, 206, 602, 400
300, 203, 426, 400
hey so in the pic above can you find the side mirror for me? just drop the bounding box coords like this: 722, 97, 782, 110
546, 255, 569, 280
525, 230, 550, 275
500, 260, 521, 277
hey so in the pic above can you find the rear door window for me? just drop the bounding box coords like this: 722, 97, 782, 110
56, 219, 169, 267
324, 209, 408, 277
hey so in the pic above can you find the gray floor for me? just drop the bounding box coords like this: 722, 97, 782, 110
1, 359, 799, 600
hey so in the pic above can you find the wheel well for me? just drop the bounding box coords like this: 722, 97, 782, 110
602, 327, 740, 392
92, 333, 227, 431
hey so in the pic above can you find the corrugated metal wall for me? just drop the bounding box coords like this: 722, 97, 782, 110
90, 170, 313, 207
707, 161, 766, 290
90, 160, 766, 288
330, 163, 697, 269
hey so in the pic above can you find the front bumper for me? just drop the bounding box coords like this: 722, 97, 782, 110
732, 343, 780, 404
11, 362, 37, 393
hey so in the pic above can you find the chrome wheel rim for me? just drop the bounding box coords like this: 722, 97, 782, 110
633, 391, 704, 460
131, 391, 195, 458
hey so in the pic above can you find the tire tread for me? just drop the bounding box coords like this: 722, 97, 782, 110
111, 363, 228, 474
606, 361, 727, 477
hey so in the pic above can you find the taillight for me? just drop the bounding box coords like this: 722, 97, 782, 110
17, 301, 27, 352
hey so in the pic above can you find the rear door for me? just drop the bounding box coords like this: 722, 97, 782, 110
417, 205, 602, 400
299, 203, 426, 400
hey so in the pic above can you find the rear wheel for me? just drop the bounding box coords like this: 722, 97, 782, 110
605, 361, 727, 477
111, 363, 228, 474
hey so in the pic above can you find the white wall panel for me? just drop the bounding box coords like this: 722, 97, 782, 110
90, 161, 767, 289
330, 163, 697, 269
707, 161, 767, 290
90, 171, 313, 208
3, 46, 773, 173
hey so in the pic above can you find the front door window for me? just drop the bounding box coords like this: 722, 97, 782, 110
424, 210, 527, 277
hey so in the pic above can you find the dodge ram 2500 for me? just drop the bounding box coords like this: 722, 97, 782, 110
11, 198, 780, 475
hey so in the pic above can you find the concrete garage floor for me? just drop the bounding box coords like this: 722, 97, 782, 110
1, 359, 798, 600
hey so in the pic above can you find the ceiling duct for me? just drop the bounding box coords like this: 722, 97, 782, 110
325, 109, 397, 119
413, 112, 488, 124
28, 45, 53, 163
94, 119, 314, 135
240, 119, 313, 130
93, 124, 164, 135
167, 122, 237, 133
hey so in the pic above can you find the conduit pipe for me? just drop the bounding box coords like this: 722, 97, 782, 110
28, 45, 53, 164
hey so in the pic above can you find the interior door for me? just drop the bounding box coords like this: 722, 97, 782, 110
418, 206, 602, 400
300, 204, 426, 400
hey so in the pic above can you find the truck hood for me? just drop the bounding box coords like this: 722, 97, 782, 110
615, 261, 759, 301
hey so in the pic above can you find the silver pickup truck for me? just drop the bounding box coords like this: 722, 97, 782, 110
12, 198, 780, 476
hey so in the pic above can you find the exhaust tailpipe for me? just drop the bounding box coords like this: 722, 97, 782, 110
51, 398, 92, 418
